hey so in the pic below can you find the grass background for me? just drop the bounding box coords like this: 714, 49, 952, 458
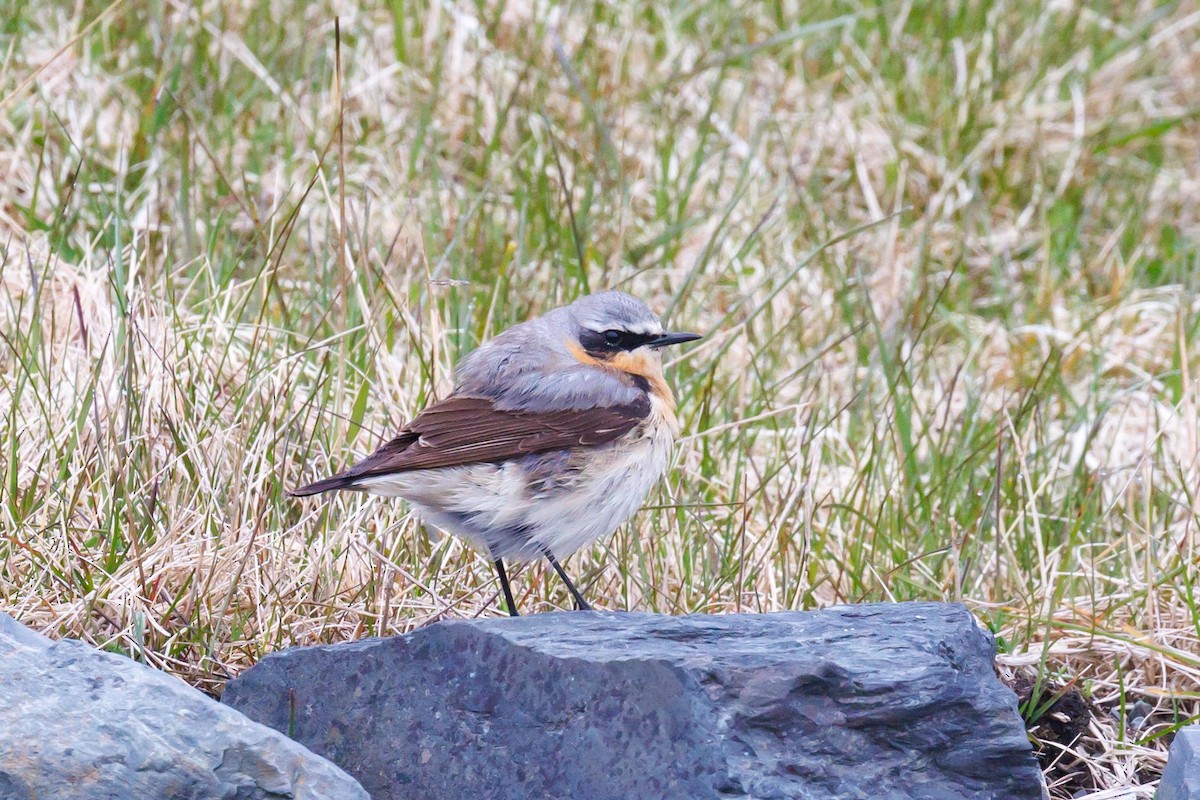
2, 0, 1199, 795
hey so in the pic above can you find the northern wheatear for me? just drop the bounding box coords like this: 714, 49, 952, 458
292, 291, 700, 615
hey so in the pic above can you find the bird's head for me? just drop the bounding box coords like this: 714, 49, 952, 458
563, 291, 701, 382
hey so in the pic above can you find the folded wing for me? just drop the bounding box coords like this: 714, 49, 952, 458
290, 393, 651, 496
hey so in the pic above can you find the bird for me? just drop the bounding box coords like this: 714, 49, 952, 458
291, 290, 701, 615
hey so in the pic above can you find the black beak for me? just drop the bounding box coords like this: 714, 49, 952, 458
647, 331, 703, 349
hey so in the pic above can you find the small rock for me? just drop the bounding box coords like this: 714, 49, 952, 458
0, 613, 368, 800
1127, 699, 1155, 731
1161, 727, 1200, 800
224, 601, 1044, 800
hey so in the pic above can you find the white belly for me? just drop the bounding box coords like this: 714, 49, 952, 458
357, 413, 676, 561
522, 432, 672, 558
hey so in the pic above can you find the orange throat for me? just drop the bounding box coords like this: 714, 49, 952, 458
565, 340, 678, 420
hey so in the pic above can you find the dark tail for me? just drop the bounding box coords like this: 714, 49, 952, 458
289, 472, 361, 497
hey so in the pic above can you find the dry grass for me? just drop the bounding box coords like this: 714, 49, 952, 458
2, 1, 1200, 795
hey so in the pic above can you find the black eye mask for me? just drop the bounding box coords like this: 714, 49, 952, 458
579, 328, 658, 353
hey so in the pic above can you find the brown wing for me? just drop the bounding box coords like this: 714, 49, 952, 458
290, 394, 650, 495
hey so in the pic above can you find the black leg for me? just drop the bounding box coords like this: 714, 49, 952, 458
493, 558, 519, 617
542, 549, 592, 611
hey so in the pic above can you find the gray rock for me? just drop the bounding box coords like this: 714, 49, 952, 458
1161, 727, 1200, 800
223, 601, 1043, 800
0, 612, 51, 655
0, 613, 368, 800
